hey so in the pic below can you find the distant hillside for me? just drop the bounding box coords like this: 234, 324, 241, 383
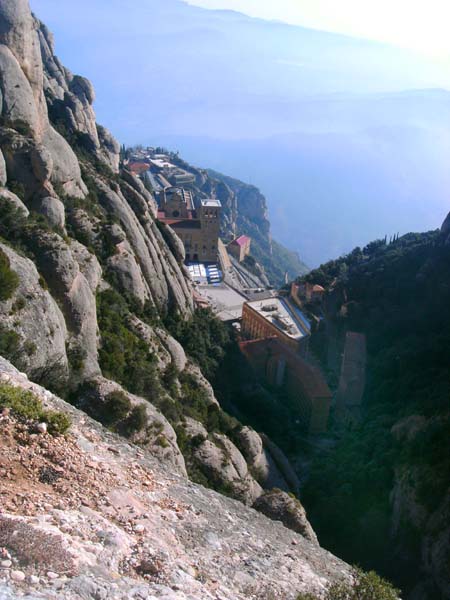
160, 88, 450, 265
206, 169, 309, 284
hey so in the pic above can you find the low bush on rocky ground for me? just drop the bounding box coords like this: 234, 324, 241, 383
99, 390, 148, 436
297, 568, 399, 600
74, 386, 148, 438
0, 324, 21, 362
0, 383, 71, 435
0, 248, 19, 301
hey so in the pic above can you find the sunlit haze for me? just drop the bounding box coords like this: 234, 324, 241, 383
186, 0, 450, 59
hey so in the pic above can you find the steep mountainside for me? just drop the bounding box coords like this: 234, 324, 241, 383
0, 2, 357, 597
299, 226, 450, 600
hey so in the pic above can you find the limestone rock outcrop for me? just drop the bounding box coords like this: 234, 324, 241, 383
0, 242, 68, 377
253, 489, 319, 545
193, 433, 263, 506
76, 376, 187, 477
0, 358, 352, 599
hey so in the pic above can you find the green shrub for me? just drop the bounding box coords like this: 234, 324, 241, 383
0, 382, 71, 435
101, 390, 131, 426
121, 404, 148, 436
11, 296, 26, 313
165, 308, 230, 382
0, 249, 19, 301
0, 325, 20, 361
66, 343, 86, 373
81, 388, 148, 438
155, 434, 169, 448
44, 410, 71, 435
297, 569, 399, 600
97, 289, 162, 401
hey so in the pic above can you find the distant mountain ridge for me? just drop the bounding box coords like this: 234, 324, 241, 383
30, 0, 450, 266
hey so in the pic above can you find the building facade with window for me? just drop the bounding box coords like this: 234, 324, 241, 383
158, 188, 221, 262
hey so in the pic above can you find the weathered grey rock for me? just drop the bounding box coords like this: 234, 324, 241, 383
440, 212, 450, 245
69, 241, 102, 293
70, 74, 95, 105
77, 376, 187, 477
155, 328, 187, 372
237, 426, 264, 464
107, 239, 151, 306
253, 489, 319, 544
193, 433, 263, 506
181, 417, 208, 440
31, 144, 53, 183
0, 148, 6, 185
236, 426, 292, 491
183, 361, 219, 406
30, 231, 99, 379
36, 196, 65, 230
121, 168, 156, 215
159, 222, 186, 263
0, 187, 29, 216
42, 126, 87, 198
96, 178, 193, 315
0, 359, 351, 599
0, 242, 68, 377
65, 207, 99, 247
0, 44, 40, 132
128, 315, 171, 372
97, 124, 120, 172
441, 212, 450, 236
260, 433, 301, 494
0, 0, 88, 197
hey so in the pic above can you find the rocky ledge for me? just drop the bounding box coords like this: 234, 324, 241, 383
0, 358, 350, 600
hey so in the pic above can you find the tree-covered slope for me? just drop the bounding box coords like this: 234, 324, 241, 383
301, 229, 450, 599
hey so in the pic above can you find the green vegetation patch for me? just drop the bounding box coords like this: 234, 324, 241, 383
81, 388, 148, 437
166, 308, 230, 382
297, 568, 399, 600
97, 288, 162, 401
0, 248, 19, 301
0, 382, 71, 435
300, 231, 450, 589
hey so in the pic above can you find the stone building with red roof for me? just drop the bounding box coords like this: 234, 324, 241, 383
227, 235, 251, 262
158, 187, 221, 262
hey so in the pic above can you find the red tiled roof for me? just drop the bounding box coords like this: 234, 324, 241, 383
128, 162, 150, 175
230, 235, 251, 247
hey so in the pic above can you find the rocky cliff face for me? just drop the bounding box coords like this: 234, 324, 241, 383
0, 2, 352, 595
0, 358, 351, 599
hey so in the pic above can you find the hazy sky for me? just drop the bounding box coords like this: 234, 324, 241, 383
186, 0, 450, 58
